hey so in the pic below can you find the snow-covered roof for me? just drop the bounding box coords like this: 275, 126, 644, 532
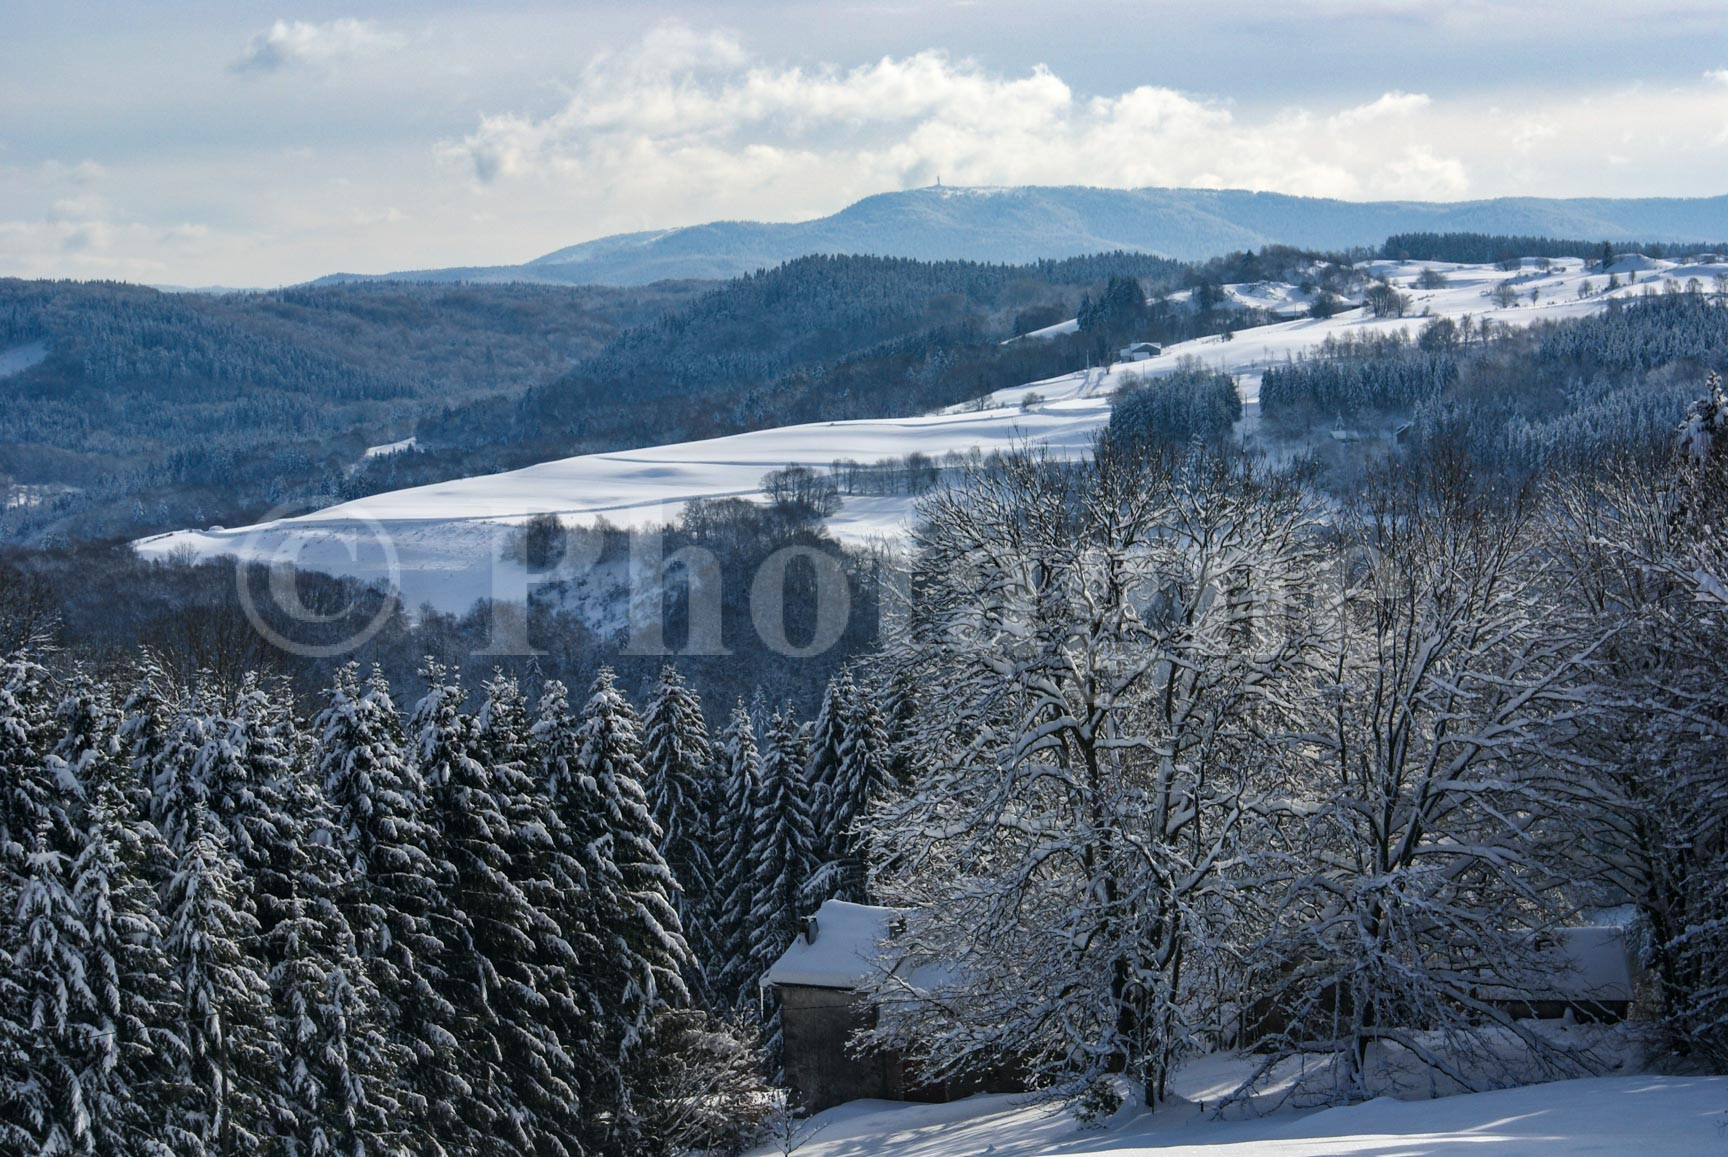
761, 900, 905, 990
1538, 926, 1636, 1001
1481, 925, 1637, 1002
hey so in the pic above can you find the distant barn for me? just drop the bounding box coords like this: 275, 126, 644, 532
1117, 341, 1163, 362
761, 899, 1023, 1112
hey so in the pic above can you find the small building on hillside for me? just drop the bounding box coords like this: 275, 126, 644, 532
1241, 921, 1642, 1048
761, 899, 1023, 1112
1117, 341, 1163, 362
1484, 925, 1640, 1021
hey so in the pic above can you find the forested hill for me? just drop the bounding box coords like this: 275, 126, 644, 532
0, 278, 705, 541
419, 250, 1186, 465
0, 251, 1185, 544
311, 184, 1728, 286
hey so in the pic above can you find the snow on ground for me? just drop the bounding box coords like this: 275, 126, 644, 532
1224, 280, 1313, 316
362, 435, 417, 460
1016, 316, 1080, 340
132, 386, 1118, 615
133, 257, 1728, 616
0, 340, 49, 379
752, 1074, 1728, 1156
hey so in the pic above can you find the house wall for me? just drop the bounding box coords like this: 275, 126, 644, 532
778, 984, 1030, 1111
779, 985, 893, 1112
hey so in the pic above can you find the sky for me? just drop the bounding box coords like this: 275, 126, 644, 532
3, 0, 1727, 287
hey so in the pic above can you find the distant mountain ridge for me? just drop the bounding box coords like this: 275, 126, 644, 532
310, 185, 1728, 287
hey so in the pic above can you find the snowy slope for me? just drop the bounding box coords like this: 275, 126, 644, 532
135, 256, 1728, 615
747, 1074, 1728, 1156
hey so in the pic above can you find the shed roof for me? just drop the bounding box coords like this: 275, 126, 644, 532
1480, 925, 1637, 1002
761, 900, 905, 990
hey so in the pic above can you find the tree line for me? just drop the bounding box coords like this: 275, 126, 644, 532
0, 637, 912, 1153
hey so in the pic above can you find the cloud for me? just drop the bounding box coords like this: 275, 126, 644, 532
50, 192, 110, 220
234, 19, 399, 74
12, 19, 1728, 288
40, 159, 107, 183
446, 29, 1476, 214
1328, 90, 1431, 129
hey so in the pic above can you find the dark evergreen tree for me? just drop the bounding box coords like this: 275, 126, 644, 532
0, 650, 68, 855
542, 669, 690, 1150
880, 667, 923, 787
578, 669, 689, 1025
10, 809, 90, 1152
218, 674, 306, 946
146, 684, 217, 859
803, 676, 850, 864
467, 671, 590, 1151
744, 708, 817, 1069
530, 679, 616, 1153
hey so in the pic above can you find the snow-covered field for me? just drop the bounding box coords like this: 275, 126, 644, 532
749, 1073, 1728, 1156
134, 256, 1728, 615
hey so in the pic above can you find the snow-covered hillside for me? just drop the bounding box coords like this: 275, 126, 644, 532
136, 256, 1728, 614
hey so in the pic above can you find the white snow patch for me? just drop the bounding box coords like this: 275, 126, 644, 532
362, 436, 417, 460
0, 340, 48, 380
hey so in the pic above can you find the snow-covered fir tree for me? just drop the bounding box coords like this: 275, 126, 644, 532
746, 708, 817, 1000
266, 726, 401, 1156
407, 661, 518, 1151
711, 702, 763, 1007
315, 662, 455, 1148
535, 670, 690, 1152
144, 682, 217, 859
58, 674, 188, 1153
802, 676, 850, 860
10, 812, 92, 1152
216, 674, 307, 946
0, 650, 70, 858
639, 664, 718, 992
465, 670, 592, 1151
523, 675, 611, 1119
1678, 369, 1728, 465
163, 798, 280, 1155
806, 671, 892, 905
578, 671, 690, 1124
0, 650, 86, 1150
